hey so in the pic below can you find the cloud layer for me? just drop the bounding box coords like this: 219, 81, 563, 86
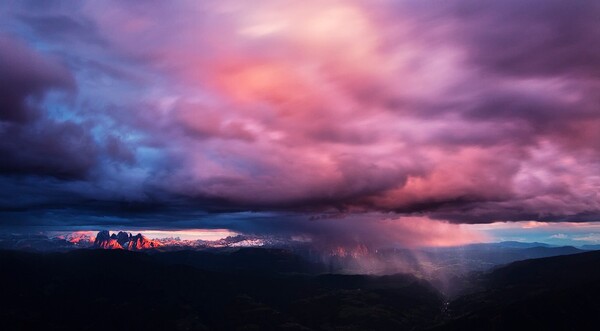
1, 0, 599, 235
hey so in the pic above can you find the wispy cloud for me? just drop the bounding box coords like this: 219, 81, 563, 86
573, 234, 600, 243
549, 233, 568, 239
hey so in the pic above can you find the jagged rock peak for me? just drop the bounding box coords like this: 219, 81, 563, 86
116, 231, 131, 246
93, 231, 160, 250
95, 230, 110, 243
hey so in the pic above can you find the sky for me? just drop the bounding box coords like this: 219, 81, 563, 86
1, 0, 599, 248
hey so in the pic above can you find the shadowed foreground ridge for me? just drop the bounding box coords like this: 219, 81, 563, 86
3, 247, 600, 330
0, 249, 444, 331
430, 250, 600, 331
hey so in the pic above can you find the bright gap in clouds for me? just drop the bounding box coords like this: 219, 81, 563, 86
123, 229, 238, 241
38, 221, 600, 248
473, 221, 600, 246
46, 229, 239, 241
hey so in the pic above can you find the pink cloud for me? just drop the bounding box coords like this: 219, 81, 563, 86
77, 0, 600, 223
1, 0, 599, 228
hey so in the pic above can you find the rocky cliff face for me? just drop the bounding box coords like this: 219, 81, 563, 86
123, 233, 161, 250
94, 230, 122, 249
93, 231, 160, 250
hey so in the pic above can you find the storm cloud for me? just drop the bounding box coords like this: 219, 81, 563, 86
0, 0, 599, 235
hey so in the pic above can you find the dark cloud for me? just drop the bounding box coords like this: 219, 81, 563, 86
448, 0, 600, 78
17, 13, 106, 46
0, 119, 98, 179
0, 35, 136, 182
0, 35, 98, 179
0, 35, 75, 122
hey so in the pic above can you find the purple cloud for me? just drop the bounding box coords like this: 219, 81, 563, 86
0, 0, 599, 234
